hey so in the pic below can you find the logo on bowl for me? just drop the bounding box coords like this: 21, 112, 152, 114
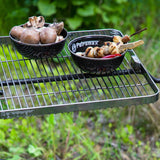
72, 41, 99, 52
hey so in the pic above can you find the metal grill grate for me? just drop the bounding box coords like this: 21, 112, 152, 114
0, 29, 159, 119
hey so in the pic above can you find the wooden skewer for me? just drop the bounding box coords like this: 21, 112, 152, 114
122, 28, 147, 43
129, 27, 147, 37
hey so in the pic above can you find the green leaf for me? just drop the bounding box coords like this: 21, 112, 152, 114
110, 15, 119, 24
7, 155, 21, 160
72, 0, 86, 6
37, 0, 56, 16
116, 0, 127, 4
66, 16, 83, 30
101, 4, 114, 12
28, 144, 42, 157
77, 4, 96, 17
0, 130, 5, 141
102, 12, 110, 23
127, 124, 133, 135
9, 147, 24, 154
54, 0, 68, 9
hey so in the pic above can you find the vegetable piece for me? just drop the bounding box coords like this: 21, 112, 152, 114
102, 54, 122, 59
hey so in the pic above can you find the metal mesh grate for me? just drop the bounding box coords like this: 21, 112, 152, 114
0, 29, 159, 119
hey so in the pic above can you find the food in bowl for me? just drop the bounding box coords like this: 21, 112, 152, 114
75, 35, 144, 58
10, 16, 64, 44
68, 35, 144, 74
9, 16, 68, 59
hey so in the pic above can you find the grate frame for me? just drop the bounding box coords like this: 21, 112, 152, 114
0, 29, 159, 119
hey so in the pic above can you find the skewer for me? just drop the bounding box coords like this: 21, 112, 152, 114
122, 27, 147, 43
130, 27, 147, 37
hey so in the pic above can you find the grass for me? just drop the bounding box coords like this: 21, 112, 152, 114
0, 107, 159, 160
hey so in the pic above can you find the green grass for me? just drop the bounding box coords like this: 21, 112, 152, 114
0, 107, 160, 160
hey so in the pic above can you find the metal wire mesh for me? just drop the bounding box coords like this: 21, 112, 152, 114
0, 29, 159, 119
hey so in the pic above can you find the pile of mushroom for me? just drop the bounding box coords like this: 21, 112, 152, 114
10, 16, 64, 44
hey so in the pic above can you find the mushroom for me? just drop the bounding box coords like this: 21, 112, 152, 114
93, 47, 104, 58
10, 26, 26, 40
20, 29, 40, 44
40, 27, 57, 44
23, 16, 45, 28
49, 22, 64, 35
55, 36, 64, 43
102, 46, 110, 55
85, 47, 94, 58
76, 52, 85, 56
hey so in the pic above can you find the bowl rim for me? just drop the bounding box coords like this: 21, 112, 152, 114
9, 26, 68, 47
68, 35, 126, 61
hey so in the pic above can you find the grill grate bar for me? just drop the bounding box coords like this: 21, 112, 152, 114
12, 45, 35, 108
96, 77, 108, 99
41, 59, 60, 104
45, 58, 66, 104
0, 43, 21, 109
0, 69, 140, 87
124, 57, 148, 95
111, 71, 126, 97
119, 66, 137, 96
0, 82, 151, 101
115, 68, 132, 97
107, 76, 120, 98
22, 59, 41, 107
100, 77, 114, 99
36, 59, 54, 105
40, 59, 59, 104
51, 58, 72, 103
55, 55, 80, 102
28, 59, 47, 106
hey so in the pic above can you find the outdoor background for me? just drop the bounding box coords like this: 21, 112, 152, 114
0, 0, 160, 159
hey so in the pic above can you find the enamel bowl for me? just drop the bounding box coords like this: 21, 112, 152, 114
9, 23, 68, 59
68, 35, 126, 74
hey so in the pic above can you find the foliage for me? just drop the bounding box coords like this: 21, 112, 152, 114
0, 0, 160, 35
